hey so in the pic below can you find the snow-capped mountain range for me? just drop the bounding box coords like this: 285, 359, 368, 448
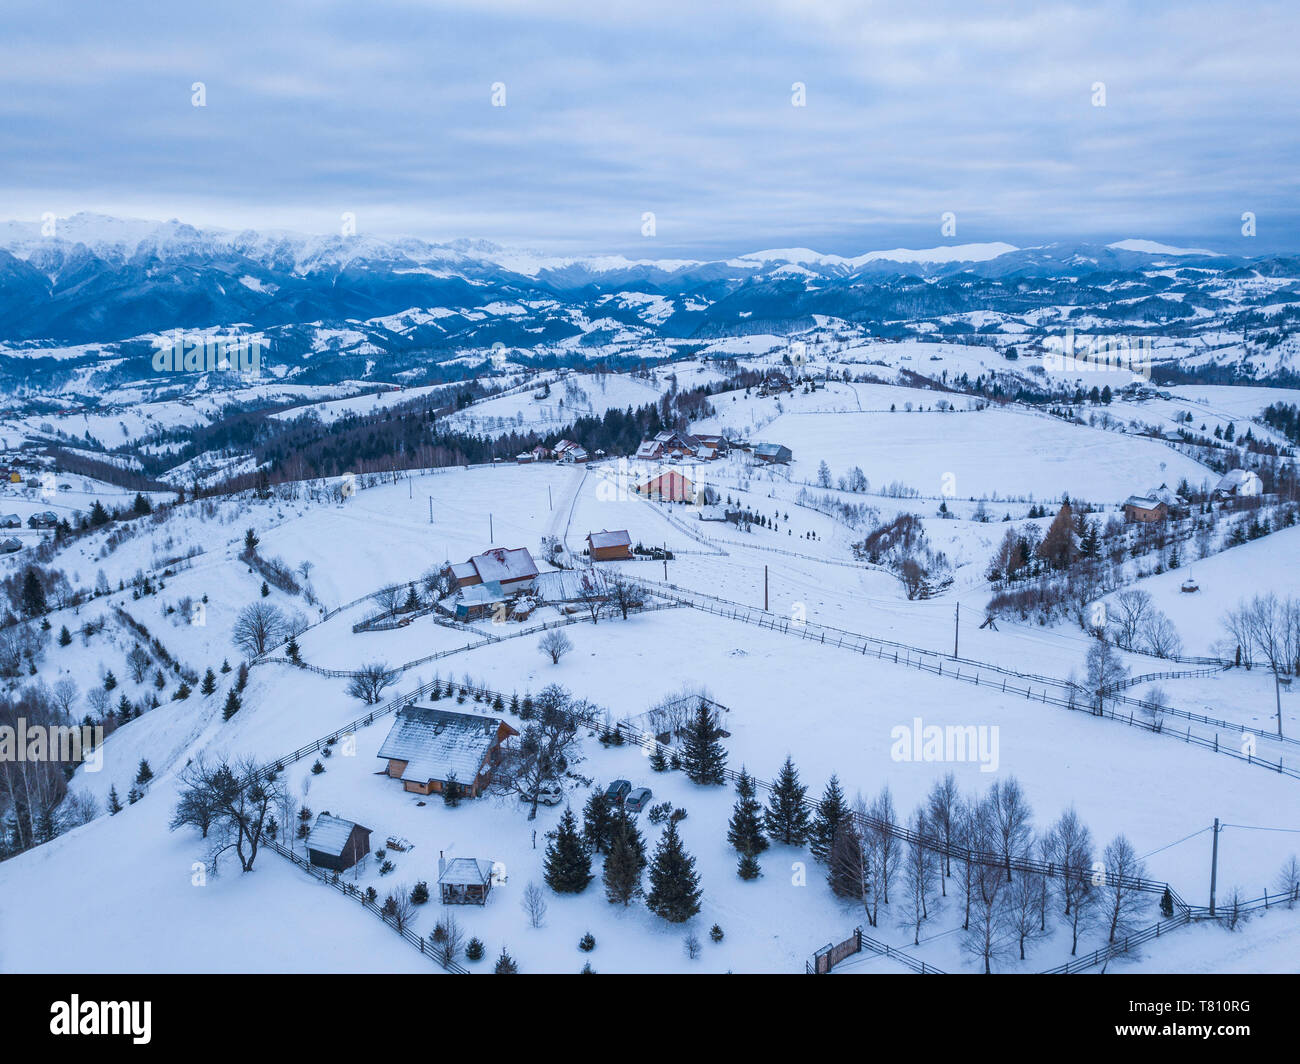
0, 214, 1297, 393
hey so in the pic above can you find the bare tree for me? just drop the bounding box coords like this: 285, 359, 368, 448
169, 755, 286, 874
232, 601, 287, 657
607, 576, 645, 620
521, 880, 548, 928
381, 888, 416, 933
862, 786, 901, 927
1109, 590, 1153, 650
373, 585, 403, 619
1101, 833, 1147, 943
432, 913, 464, 966
347, 662, 398, 704
1002, 861, 1048, 960
1276, 855, 1300, 909
1138, 610, 1183, 659
575, 573, 606, 625
538, 629, 573, 665
86, 686, 111, 718
963, 796, 1008, 973
987, 776, 1034, 880
52, 677, 79, 718
494, 684, 583, 819
901, 806, 939, 944
126, 646, 151, 684
1085, 637, 1128, 712
926, 772, 960, 892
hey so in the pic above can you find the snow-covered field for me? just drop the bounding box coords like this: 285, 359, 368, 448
0, 357, 1296, 976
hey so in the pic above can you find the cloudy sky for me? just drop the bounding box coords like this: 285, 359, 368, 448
1, 0, 1296, 257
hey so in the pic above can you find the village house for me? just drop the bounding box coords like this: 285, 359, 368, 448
0, 537, 21, 554
438, 855, 495, 905
1214, 468, 1263, 499
758, 371, 793, 396
1122, 495, 1169, 523
0, 514, 21, 528
557, 444, 589, 464
305, 813, 372, 872
586, 529, 632, 561
27, 511, 59, 529
636, 469, 696, 503
447, 546, 538, 594
377, 706, 519, 798
453, 580, 511, 621
752, 442, 793, 465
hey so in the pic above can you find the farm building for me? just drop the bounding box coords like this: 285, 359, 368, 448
377, 706, 519, 798
453, 580, 510, 621
636, 469, 696, 503
438, 855, 494, 905
447, 546, 538, 593
27, 511, 59, 529
305, 813, 371, 872
753, 442, 793, 465
586, 529, 632, 561
0, 514, 20, 528
1123, 495, 1169, 523
558, 444, 589, 463
0, 537, 21, 554
1215, 469, 1263, 498
634, 429, 724, 462
534, 568, 607, 604
758, 371, 793, 396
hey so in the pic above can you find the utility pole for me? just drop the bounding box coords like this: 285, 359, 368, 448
764, 565, 769, 611
428, 497, 433, 524
954, 602, 960, 659
548, 485, 552, 511
490, 513, 494, 544
1209, 817, 1221, 917
663, 543, 668, 581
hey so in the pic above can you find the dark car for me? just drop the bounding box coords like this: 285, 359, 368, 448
624, 787, 652, 813
604, 779, 631, 806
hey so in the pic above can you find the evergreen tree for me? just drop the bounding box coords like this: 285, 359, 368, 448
809, 774, 850, 863
465, 937, 485, 961
222, 688, 241, 721
681, 702, 727, 785
582, 789, 615, 854
103, 670, 117, 692
727, 767, 768, 855
135, 759, 153, 786
764, 756, 810, 845
738, 850, 762, 880
260, 581, 270, 598
200, 668, 217, 696
220, 659, 232, 674
648, 745, 668, 772
132, 492, 152, 516
285, 636, 301, 663
58, 625, 71, 647
442, 774, 462, 807
236, 662, 249, 691
602, 810, 647, 906
107, 785, 123, 815
116, 694, 132, 719
645, 820, 703, 923
89, 500, 111, 527
1160, 886, 1175, 919
153, 669, 166, 690
828, 821, 866, 899
21, 569, 46, 616
243, 527, 259, 554
544, 806, 593, 893
493, 947, 518, 974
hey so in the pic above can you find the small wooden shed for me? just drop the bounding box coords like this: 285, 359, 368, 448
306, 813, 372, 872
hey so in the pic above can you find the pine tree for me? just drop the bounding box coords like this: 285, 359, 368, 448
107, 785, 123, 815
493, 947, 518, 974
243, 527, 259, 554
222, 689, 241, 721
738, 851, 762, 880
236, 662, 249, 691
1160, 886, 1174, 919
220, 659, 232, 674
809, 774, 850, 863
89, 500, 111, 527
443, 774, 462, 807
117, 694, 132, 720
648, 745, 668, 772
135, 759, 153, 786
828, 821, 866, 899
260, 581, 270, 598
544, 806, 593, 893
764, 756, 810, 846
602, 810, 647, 906
582, 789, 615, 854
200, 668, 217, 696
58, 625, 72, 647
285, 636, 301, 663
727, 767, 768, 856
645, 820, 702, 923
103, 670, 117, 692
681, 702, 727, 784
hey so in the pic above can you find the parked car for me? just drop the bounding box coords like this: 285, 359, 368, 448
604, 779, 631, 806
522, 783, 563, 806
624, 787, 653, 813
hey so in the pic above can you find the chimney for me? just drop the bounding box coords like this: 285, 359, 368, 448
438, 850, 446, 877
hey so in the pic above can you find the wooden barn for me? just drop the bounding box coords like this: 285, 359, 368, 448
306, 813, 372, 872
438, 855, 494, 905
447, 546, 539, 593
1122, 495, 1169, 523
753, 442, 793, 465
636, 470, 696, 503
377, 706, 518, 798
586, 529, 632, 561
